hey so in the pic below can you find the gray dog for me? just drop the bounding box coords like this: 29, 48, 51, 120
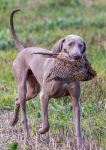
10, 9, 87, 147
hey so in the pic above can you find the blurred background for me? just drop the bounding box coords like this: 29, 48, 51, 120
0, 0, 106, 149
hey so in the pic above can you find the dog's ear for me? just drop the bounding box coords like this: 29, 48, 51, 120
83, 41, 86, 53
52, 38, 65, 53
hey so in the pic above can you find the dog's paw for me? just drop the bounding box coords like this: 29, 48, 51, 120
10, 118, 18, 126
37, 125, 50, 134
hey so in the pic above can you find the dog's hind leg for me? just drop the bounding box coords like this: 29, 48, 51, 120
10, 63, 30, 142
11, 97, 20, 126
16, 73, 30, 140
11, 71, 40, 126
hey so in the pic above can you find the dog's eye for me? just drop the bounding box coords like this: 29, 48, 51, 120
68, 42, 75, 47
78, 44, 83, 48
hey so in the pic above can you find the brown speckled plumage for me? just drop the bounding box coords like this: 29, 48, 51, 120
47, 52, 97, 82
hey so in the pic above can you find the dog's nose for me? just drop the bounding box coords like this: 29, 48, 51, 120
73, 55, 81, 60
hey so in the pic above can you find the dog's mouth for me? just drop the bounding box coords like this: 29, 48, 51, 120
62, 50, 82, 61
70, 57, 82, 61
63, 49, 82, 61
32, 52, 82, 62
68, 54, 82, 61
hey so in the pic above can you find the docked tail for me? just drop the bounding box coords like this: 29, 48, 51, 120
10, 9, 24, 50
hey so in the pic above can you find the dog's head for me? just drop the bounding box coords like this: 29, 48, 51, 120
32, 35, 86, 60
52, 35, 86, 60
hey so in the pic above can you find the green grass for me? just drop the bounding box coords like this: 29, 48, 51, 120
8, 141, 18, 150
0, 0, 106, 148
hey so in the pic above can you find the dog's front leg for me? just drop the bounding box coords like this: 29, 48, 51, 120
72, 96, 82, 148
38, 92, 49, 134
68, 82, 82, 148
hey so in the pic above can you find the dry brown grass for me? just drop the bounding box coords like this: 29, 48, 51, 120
0, 111, 103, 150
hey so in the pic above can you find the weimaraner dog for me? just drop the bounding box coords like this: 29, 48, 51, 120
10, 9, 86, 147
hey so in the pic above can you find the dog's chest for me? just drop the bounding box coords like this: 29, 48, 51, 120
45, 81, 69, 98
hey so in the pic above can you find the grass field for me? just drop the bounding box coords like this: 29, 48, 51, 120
0, 0, 106, 149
